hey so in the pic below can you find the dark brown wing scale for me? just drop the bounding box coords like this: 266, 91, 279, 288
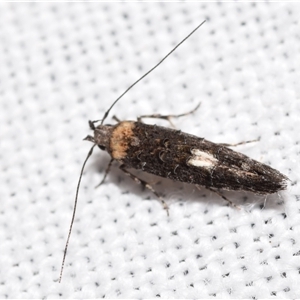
120, 122, 288, 194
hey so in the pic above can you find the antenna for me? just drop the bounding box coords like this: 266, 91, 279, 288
59, 20, 206, 282
101, 20, 206, 125
59, 144, 96, 283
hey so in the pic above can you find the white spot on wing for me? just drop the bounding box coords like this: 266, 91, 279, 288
188, 149, 218, 168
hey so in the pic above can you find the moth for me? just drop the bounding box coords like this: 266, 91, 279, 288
59, 20, 288, 282
86, 116, 287, 208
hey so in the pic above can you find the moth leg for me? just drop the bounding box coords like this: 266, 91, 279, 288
95, 158, 114, 188
137, 102, 201, 128
219, 139, 259, 147
112, 115, 121, 123
197, 185, 240, 209
119, 164, 169, 216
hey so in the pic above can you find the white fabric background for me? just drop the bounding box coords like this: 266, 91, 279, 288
0, 2, 299, 298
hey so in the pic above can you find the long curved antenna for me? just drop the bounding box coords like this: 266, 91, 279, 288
100, 20, 206, 125
59, 144, 96, 283
59, 20, 206, 282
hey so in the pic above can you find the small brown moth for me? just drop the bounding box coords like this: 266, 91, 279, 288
59, 20, 288, 282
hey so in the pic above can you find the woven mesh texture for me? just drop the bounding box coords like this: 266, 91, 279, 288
1, 3, 300, 298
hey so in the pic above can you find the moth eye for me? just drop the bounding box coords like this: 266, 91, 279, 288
99, 145, 106, 151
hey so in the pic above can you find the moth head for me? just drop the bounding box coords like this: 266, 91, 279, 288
84, 121, 114, 152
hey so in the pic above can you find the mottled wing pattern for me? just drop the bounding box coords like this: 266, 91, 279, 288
122, 122, 287, 194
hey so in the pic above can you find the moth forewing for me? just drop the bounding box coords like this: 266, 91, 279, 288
91, 121, 288, 195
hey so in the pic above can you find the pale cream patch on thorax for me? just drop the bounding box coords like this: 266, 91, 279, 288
110, 121, 136, 160
187, 149, 218, 168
